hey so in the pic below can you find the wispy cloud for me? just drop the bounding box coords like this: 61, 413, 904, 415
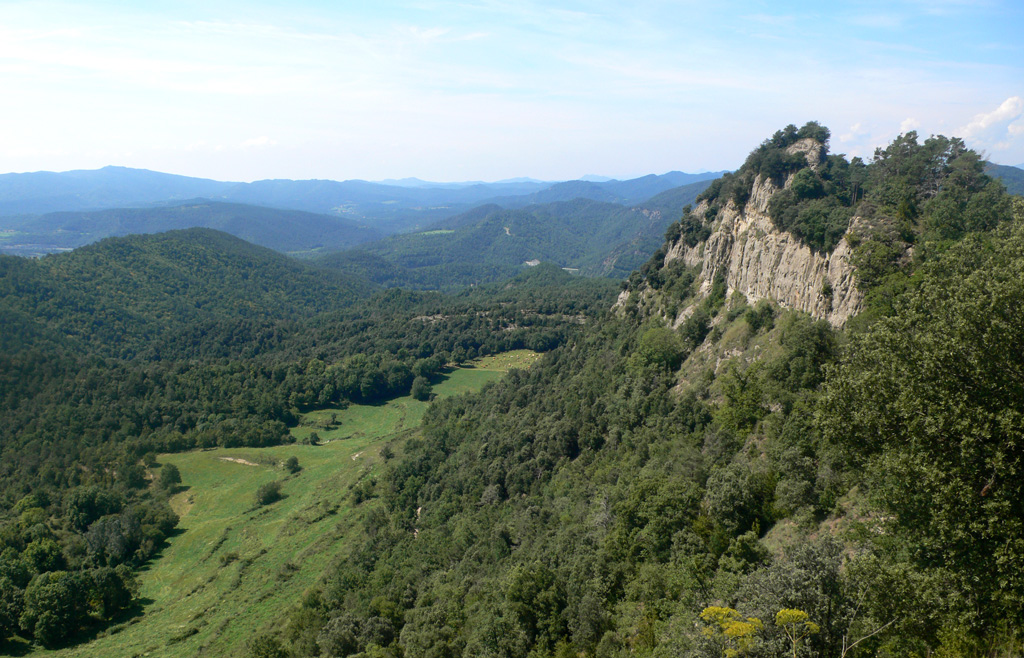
956, 96, 1024, 155
0, 0, 1021, 180
958, 96, 1023, 137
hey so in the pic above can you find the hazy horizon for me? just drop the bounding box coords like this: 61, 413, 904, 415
1, 1, 1022, 182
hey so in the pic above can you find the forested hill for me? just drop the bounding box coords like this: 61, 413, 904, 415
0, 228, 373, 357
316, 179, 716, 289
265, 126, 1024, 658
481, 173, 724, 208
0, 226, 620, 650
0, 202, 383, 257
986, 162, 1024, 195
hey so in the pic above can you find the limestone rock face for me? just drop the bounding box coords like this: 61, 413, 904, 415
661, 172, 862, 327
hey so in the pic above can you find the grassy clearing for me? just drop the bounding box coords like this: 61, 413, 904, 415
415, 229, 455, 236
32, 350, 537, 658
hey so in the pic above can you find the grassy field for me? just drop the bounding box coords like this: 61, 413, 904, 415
31, 351, 538, 658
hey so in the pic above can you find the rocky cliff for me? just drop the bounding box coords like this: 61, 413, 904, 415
622, 139, 863, 327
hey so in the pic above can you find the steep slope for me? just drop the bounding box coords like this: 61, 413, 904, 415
664, 154, 861, 326
622, 123, 1012, 328
1, 201, 383, 257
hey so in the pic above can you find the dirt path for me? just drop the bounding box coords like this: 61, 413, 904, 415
219, 457, 258, 466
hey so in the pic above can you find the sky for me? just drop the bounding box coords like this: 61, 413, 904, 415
1, 0, 1022, 182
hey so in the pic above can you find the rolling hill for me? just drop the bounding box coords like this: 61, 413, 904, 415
0, 201, 384, 257
317, 178, 717, 288
986, 162, 1024, 195
0, 228, 373, 356
0, 167, 726, 240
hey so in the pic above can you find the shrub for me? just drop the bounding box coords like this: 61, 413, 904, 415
158, 464, 181, 491
410, 376, 433, 401
255, 482, 282, 507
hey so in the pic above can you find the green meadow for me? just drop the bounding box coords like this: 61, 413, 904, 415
33, 351, 538, 658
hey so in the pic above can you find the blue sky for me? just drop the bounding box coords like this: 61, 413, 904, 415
1, 0, 1022, 182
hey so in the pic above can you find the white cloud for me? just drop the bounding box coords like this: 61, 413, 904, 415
958, 96, 1023, 138
900, 117, 921, 132
838, 123, 867, 144
954, 97, 1024, 158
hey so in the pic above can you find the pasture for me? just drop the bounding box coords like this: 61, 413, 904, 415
32, 351, 537, 657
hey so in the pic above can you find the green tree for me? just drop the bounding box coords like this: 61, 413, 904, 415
410, 376, 433, 401
821, 220, 1024, 635
158, 463, 182, 490
0, 576, 24, 642
87, 566, 138, 620
248, 632, 288, 658
255, 481, 283, 507
22, 539, 65, 574
632, 326, 685, 371
19, 571, 87, 646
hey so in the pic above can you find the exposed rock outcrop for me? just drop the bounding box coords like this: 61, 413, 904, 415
627, 141, 863, 327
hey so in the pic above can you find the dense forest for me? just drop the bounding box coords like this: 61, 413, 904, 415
262, 126, 1024, 658
1, 124, 1023, 657
0, 231, 618, 648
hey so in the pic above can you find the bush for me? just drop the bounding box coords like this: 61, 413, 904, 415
248, 633, 288, 658
744, 300, 775, 333
633, 327, 685, 372
255, 482, 282, 507
158, 464, 181, 491
283, 457, 301, 474
410, 376, 433, 401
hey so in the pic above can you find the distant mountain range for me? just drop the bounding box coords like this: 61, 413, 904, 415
317, 178, 716, 289
0, 202, 383, 257
0, 166, 234, 217
0, 166, 720, 221
3, 162, 1016, 270
0, 166, 726, 257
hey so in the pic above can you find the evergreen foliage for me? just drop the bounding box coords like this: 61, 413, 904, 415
821, 219, 1024, 635
1, 125, 1021, 656
0, 228, 615, 648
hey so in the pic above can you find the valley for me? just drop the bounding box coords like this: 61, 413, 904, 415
1, 123, 1023, 658
4, 1, 1022, 654
20, 352, 537, 658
